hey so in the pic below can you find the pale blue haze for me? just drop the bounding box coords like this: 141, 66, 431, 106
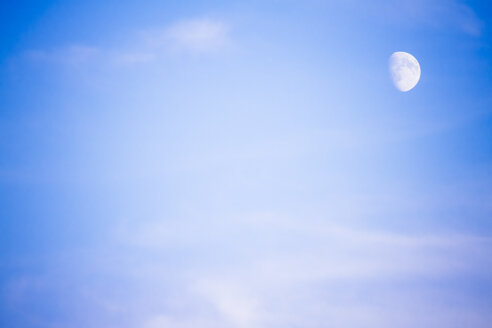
1, 1, 492, 327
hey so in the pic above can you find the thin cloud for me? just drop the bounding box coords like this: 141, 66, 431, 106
23, 18, 230, 67
112, 52, 157, 65
124, 217, 491, 328
450, 2, 484, 36
114, 18, 229, 62
161, 18, 230, 53
25, 44, 100, 65
408, 0, 484, 36
114, 214, 492, 278
344, 0, 483, 36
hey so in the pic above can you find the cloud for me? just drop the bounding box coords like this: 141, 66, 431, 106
110, 18, 230, 65
143, 315, 221, 328
115, 214, 492, 276
408, 0, 484, 36
23, 18, 230, 68
25, 44, 100, 65
108, 18, 229, 63
449, 1, 484, 36
112, 52, 157, 65
5, 212, 492, 327
192, 279, 260, 328
120, 216, 491, 328
344, 0, 483, 36
160, 18, 230, 54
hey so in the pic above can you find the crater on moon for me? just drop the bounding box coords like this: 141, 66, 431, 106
389, 52, 421, 92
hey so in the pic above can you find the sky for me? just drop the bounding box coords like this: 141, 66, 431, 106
1, 0, 492, 327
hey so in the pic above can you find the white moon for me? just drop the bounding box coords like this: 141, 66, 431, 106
389, 52, 421, 92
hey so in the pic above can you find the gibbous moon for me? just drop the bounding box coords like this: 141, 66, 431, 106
389, 52, 421, 92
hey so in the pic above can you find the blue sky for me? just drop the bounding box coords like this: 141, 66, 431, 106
1, 1, 492, 327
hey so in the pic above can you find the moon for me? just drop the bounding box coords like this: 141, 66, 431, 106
389, 52, 421, 92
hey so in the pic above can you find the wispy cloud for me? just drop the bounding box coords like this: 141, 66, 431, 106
158, 18, 230, 54
5, 2, 491, 327
345, 0, 483, 36
107, 214, 492, 328
111, 52, 157, 65
409, 0, 484, 36
451, 2, 484, 36
25, 44, 100, 65
23, 17, 230, 68
7, 211, 491, 328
